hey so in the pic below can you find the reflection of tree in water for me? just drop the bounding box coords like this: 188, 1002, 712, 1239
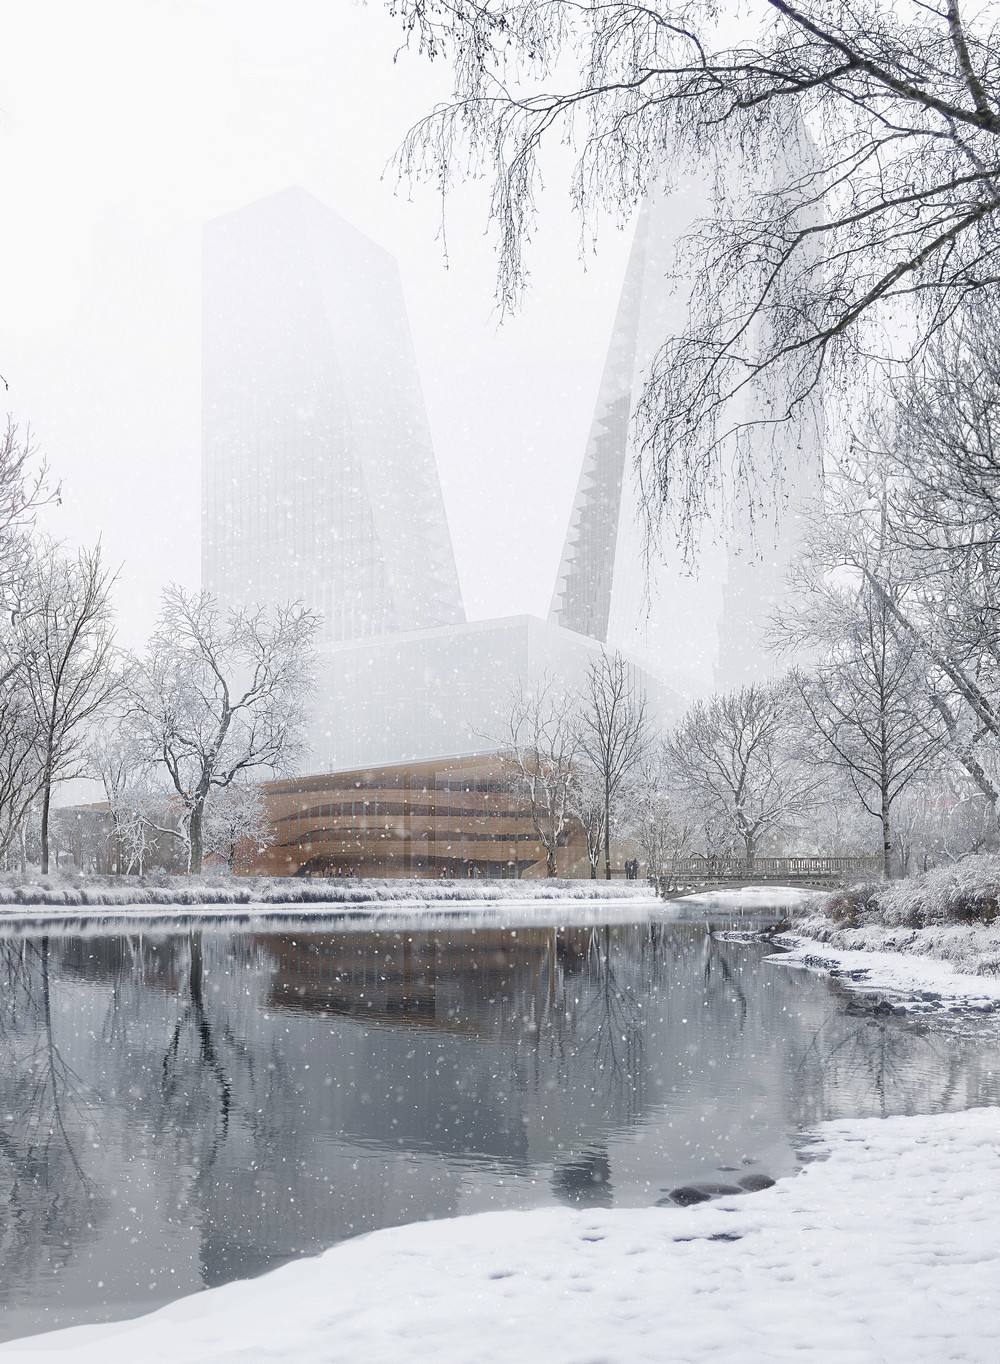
155, 932, 299, 1183
551, 1144, 613, 1208
161, 932, 234, 1164
5, 917, 998, 1335
545, 924, 757, 1123
575, 927, 646, 1118
0, 938, 106, 1305
0, 930, 301, 1315
700, 933, 748, 1028
789, 977, 1000, 1122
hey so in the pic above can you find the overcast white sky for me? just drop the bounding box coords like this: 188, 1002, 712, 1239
0, 0, 636, 647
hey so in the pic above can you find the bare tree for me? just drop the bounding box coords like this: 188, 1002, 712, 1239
0, 419, 58, 609
876, 300, 1000, 552
576, 650, 652, 880
777, 571, 945, 878
88, 726, 169, 874
498, 675, 579, 877
779, 429, 1000, 852
394, 1, 1000, 549
843, 307, 1000, 818
204, 782, 275, 872
567, 763, 607, 880
130, 587, 317, 874
0, 681, 44, 864
616, 745, 694, 883
14, 541, 122, 874
666, 682, 817, 870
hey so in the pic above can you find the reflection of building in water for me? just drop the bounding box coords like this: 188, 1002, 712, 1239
257, 925, 595, 1032
6, 923, 997, 1336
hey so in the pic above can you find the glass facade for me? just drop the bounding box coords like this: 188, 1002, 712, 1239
301, 615, 673, 776
551, 170, 823, 693
202, 186, 465, 643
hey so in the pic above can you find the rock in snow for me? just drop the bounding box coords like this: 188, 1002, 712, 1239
3, 1108, 998, 1363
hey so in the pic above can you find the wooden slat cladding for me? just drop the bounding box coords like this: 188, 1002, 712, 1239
242, 754, 590, 880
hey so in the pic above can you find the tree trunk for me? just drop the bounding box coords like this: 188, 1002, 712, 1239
18, 824, 26, 876
744, 830, 755, 875
603, 780, 612, 880
189, 796, 205, 875
545, 844, 557, 877
590, 860, 597, 880
881, 781, 892, 880
40, 774, 52, 875
190, 929, 203, 1003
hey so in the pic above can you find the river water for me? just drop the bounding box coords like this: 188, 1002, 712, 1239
1, 906, 997, 1341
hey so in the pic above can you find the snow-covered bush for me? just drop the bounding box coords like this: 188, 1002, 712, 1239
823, 856, 1000, 929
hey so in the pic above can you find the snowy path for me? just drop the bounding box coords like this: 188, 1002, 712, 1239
4, 1107, 998, 1363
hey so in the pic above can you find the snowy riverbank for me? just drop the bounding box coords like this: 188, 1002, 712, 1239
749, 857, 1000, 1006
823, 855, 1000, 931
4, 1106, 998, 1363
0, 875, 657, 913
774, 918, 1000, 1010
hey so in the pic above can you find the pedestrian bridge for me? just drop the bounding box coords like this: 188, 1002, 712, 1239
658, 855, 882, 898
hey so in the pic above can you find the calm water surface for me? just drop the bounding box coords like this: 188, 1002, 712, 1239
1, 907, 998, 1340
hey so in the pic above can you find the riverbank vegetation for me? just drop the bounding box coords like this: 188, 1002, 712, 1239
823, 856, 1000, 930
0, 871, 657, 910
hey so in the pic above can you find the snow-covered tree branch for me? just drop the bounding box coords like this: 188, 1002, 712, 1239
393, 0, 1000, 551
128, 587, 318, 874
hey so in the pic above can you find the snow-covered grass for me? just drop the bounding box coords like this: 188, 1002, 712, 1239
825, 855, 1000, 929
4, 1106, 998, 1363
0, 873, 656, 911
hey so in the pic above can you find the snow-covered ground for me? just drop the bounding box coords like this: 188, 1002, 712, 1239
773, 923, 1000, 1012
0, 878, 660, 932
756, 855, 1000, 1009
0, 876, 657, 907
4, 1106, 998, 1363
675, 885, 827, 911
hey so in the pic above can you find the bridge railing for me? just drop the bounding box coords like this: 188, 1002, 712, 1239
658, 855, 883, 882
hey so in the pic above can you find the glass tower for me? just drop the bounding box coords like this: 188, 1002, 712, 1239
202, 186, 465, 641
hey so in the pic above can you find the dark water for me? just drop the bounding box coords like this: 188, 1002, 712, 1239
1, 910, 998, 1341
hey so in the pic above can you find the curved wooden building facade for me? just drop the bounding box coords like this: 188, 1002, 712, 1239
245, 754, 590, 880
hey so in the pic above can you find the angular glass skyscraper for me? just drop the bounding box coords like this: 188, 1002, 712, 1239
202, 187, 464, 641
551, 158, 822, 693
549, 184, 728, 690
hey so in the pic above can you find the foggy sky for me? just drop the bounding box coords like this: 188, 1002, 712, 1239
0, 0, 658, 651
